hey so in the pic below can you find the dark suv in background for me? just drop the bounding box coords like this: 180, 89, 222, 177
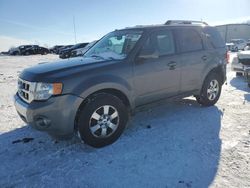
59, 43, 89, 59
9, 45, 49, 55
14, 20, 226, 148
23, 45, 49, 55
9, 45, 33, 55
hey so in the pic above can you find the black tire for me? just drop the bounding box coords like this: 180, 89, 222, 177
236, 72, 243, 77
196, 72, 222, 106
13, 51, 20, 56
248, 83, 250, 88
77, 93, 128, 148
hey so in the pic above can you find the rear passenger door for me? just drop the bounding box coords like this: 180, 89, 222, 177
175, 28, 207, 92
134, 29, 181, 105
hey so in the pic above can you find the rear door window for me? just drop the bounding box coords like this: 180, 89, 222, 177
176, 29, 203, 53
140, 30, 175, 57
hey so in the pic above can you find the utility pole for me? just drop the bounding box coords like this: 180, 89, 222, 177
73, 16, 77, 44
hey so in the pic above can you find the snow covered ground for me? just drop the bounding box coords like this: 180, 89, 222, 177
0, 54, 249, 188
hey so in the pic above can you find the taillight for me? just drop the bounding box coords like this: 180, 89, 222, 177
226, 51, 230, 64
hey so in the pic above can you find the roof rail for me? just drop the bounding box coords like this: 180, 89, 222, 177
165, 20, 208, 26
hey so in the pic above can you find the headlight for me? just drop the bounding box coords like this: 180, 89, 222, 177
34, 82, 63, 100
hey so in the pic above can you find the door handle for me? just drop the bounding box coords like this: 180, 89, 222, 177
202, 55, 207, 61
168, 61, 177, 70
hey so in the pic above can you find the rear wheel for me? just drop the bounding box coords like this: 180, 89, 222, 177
248, 83, 250, 88
196, 73, 222, 106
77, 93, 128, 148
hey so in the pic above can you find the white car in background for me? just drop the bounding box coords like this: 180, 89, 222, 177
226, 42, 236, 52
244, 40, 250, 51
231, 51, 250, 76
230, 39, 247, 51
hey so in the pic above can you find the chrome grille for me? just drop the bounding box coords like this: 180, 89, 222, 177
18, 78, 35, 103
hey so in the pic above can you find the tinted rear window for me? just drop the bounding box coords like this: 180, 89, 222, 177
203, 27, 225, 48
140, 30, 175, 56
176, 29, 203, 53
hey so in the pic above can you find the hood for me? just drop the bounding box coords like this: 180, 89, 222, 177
19, 57, 115, 82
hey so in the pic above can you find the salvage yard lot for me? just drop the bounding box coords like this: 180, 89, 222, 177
0, 54, 249, 187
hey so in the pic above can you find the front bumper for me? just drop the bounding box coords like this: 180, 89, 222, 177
14, 93, 83, 136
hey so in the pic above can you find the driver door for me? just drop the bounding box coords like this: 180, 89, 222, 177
133, 29, 181, 106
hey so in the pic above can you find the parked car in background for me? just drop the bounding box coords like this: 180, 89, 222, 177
245, 67, 250, 87
0, 51, 9, 55
23, 45, 49, 55
238, 51, 250, 66
8, 47, 19, 55
8, 45, 49, 56
49, 45, 64, 54
70, 41, 97, 58
14, 20, 227, 148
59, 43, 89, 59
226, 42, 236, 52
9, 45, 34, 55
244, 41, 250, 51
231, 51, 250, 76
57, 45, 73, 55
230, 39, 247, 51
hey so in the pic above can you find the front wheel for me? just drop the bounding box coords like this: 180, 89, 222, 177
77, 93, 128, 148
196, 73, 222, 106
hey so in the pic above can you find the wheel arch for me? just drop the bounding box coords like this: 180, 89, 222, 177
198, 65, 225, 95
205, 66, 225, 84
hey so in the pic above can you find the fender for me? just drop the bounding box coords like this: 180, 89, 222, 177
199, 60, 226, 93
72, 74, 135, 108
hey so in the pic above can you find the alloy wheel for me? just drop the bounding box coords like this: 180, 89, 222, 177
207, 79, 219, 101
89, 105, 119, 138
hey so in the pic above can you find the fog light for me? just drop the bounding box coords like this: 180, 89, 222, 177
35, 116, 51, 128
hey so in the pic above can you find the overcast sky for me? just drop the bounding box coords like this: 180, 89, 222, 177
0, 0, 249, 51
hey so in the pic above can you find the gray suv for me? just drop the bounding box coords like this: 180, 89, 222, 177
14, 20, 226, 148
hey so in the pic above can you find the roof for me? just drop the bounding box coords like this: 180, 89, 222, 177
119, 24, 209, 32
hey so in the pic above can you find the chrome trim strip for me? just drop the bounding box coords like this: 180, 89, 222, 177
18, 78, 36, 103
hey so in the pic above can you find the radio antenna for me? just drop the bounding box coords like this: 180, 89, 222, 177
73, 15, 77, 44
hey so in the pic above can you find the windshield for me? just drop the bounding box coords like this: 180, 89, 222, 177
84, 30, 143, 60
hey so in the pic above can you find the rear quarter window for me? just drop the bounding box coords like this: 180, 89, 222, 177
203, 27, 225, 49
